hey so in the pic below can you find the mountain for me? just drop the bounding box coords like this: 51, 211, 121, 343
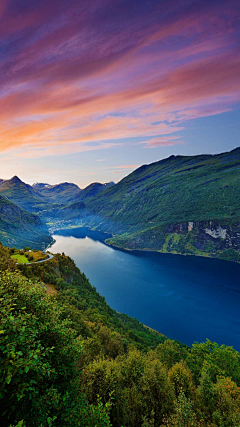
0, 176, 113, 248
0, 176, 44, 212
0, 195, 52, 249
33, 182, 81, 204
77, 181, 115, 201
0, 178, 81, 212
56, 147, 240, 261
38, 181, 114, 224
32, 183, 53, 190
1, 148, 240, 260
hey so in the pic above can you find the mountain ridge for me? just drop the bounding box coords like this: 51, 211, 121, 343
0, 147, 240, 261
53, 147, 240, 262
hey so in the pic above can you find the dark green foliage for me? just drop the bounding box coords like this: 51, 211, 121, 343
161, 391, 201, 427
1, 247, 240, 426
0, 243, 16, 271
86, 148, 240, 227
168, 360, 194, 398
186, 340, 240, 385
0, 270, 112, 427
17, 252, 167, 351
82, 341, 240, 427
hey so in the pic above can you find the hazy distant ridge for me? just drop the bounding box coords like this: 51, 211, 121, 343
0, 148, 240, 261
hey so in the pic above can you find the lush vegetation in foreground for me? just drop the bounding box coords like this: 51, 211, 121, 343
10, 248, 48, 264
1, 243, 240, 426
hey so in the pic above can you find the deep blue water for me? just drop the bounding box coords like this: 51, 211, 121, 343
50, 228, 240, 350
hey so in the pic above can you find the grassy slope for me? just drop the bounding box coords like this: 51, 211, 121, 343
55, 148, 239, 260
0, 176, 45, 212
11, 254, 29, 263
75, 182, 115, 201
85, 148, 240, 231
0, 195, 52, 249
1, 148, 240, 258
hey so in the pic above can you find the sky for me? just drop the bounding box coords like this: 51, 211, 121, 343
0, 0, 239, 188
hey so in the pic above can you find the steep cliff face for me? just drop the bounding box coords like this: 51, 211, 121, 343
106, 221, 240, 262
165, 221, 240, 251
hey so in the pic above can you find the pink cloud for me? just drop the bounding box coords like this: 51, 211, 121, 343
141, 136, 185, 148
0, 0, 239, 157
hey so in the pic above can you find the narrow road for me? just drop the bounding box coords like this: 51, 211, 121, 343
16, 253, 54, 266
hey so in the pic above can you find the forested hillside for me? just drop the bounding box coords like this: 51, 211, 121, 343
1, 243, 240, 427
1, 148, 240, 261
61, 148, 240, 262
0, 176, 44, 212
86, 148, 240, 228
0, 196, 52, 249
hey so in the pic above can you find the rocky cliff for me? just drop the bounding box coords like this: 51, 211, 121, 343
106, 220, 240, 262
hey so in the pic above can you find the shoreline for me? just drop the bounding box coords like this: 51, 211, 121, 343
47, 224, 240, 264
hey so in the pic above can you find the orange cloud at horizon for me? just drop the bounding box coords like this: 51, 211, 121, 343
0, 0, 239, 158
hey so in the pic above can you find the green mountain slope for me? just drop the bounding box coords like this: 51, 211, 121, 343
0, 178, 81, 212
76, 181, 115, 201
86, 148, 240, 227
33, 181, 81, 204
0, 195, 52, 249
48, 182, 115, 222
61, 147, 240, 261
1, 246, 240, 427
0, 177, 115, 246
0, 176, 44, 212
1, 148, 240, 260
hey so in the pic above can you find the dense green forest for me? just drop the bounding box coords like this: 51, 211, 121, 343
1, 243, 240, 426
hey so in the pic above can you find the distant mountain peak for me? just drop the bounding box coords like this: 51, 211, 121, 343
54, 182, 80, 189
10, 175, 22, 183
32, 183, 53, 189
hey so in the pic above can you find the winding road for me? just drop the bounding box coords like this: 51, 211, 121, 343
16, 253, 54, 266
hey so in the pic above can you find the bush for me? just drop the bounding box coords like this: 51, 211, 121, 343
0, 271, 111, 427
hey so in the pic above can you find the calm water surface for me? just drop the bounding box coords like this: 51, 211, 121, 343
50, 228, 240, 350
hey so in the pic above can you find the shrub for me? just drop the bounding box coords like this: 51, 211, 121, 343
0, 271, 111, 427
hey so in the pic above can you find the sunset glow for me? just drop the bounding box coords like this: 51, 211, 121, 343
0, 0, 239, 186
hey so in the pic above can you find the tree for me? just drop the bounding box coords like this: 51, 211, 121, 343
168, 361, 195, 398
0, 271, 111, 427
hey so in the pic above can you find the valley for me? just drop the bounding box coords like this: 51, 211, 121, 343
1, 1, 240, 425
1, 147, 239, 262
0, 140, 240, 427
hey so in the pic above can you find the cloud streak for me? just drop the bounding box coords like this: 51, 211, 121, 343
0, 0, 239, 157
141, 136, 185, 148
